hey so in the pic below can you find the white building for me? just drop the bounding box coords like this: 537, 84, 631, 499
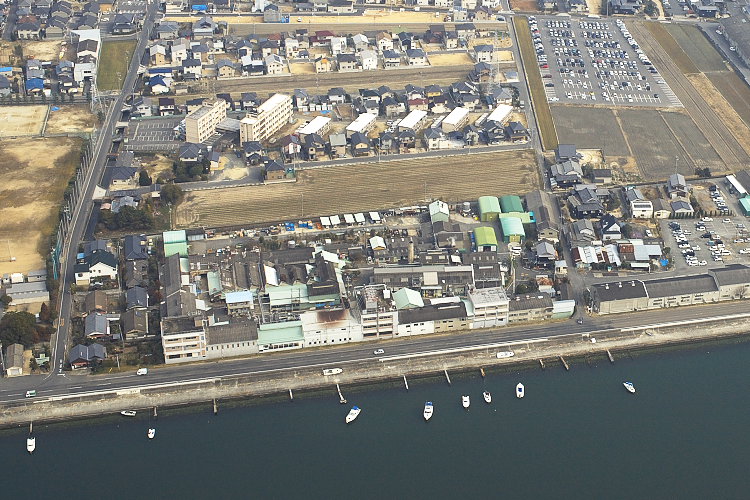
298, 115, 332, 137
161, 317, 207, 364
345, 112, 377, 138
301, 309, 364, 347
240, 93, 293, 143
467, 287, 509, 329
398, 109, 428, 131
441, 106, 470, 133
626, 188, 654, 219
185, 99, 227, 144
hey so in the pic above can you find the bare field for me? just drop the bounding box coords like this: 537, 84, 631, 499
551, 106, 630, 157
664, 24, 727, 73
0, 106, 46, 137
510, 0, 540, 11
176, 149, 538, 227
707, 72, 750, 128
0, 137, 81, 275
428, 52, 474, 66
641, 22, 699, 75
289, 62, 315, 75
45, 105, 96, 134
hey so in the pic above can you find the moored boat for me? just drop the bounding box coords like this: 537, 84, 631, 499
323, 368, 343, 376
26, 436, 35, 454
423, 402, 434, 421
148, 428, 156, 439
462, 395, 470, 409
483, 391, 492, 404
623, 381, 636, 393
516, 383, 525, 398
120, 410, 137, 417
345, 406, 361, 424
496, 351, 515, 359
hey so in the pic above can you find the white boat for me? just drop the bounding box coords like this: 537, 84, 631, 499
148, 428, 156, 439
323, 368, 343, 376
516, 383, 525, 398
483, 391, 492, 404
496, 351, 515, 359
462, 395, 470, 409
623, 381, 636, 393
120, 410, 137, 417
423, 402, 434, 421
345, 406, 361, 424
26, 436, 35, 454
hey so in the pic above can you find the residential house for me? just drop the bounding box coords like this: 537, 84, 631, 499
376, 32, 394, 52
68, 344, 106, 370
599, 214, 622, 241
626, 188, 653, 218
74, 250, 118, 286
216, 59, 236, 78
359, 49, 378, 71
265, 160, 286, 181
85, 312, 110, 339
158, 97, 177, 115
670, 198, 694, 217
337, 53, 359, 72
122, 308, 149, 338
383, 50, 401, 68
350, 132, 371, 157
192, 16, 216, 39
667, 173, 689, 199
314, 55, 333, 73
329, 133, 348, 158
265, 54, 285, 75
474, 44, 494, 63
406, 48, 427, 66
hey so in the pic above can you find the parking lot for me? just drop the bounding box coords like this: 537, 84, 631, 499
528, 16, 681, 107
660, 201, 750, 272
125, 117, 182, 153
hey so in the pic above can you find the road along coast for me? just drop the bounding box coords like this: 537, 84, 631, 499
2, 313, 750, 427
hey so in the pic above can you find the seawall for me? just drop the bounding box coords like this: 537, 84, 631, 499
2, 315, 750, 427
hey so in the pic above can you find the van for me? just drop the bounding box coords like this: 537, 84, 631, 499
136, 368, 148, 376
25, 390, 36, 398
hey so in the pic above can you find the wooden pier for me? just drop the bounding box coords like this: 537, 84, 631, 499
289, 389, 294, 401
480, 367, 486, 378
539, 359, 545, 370
444, 369, 451, 385
606, 349, 615, 363
153, 407, 158, 419
336, 384, 347, 404
559, 356, 570, 371
213, 399, 218, 415
403, 375, 409, 390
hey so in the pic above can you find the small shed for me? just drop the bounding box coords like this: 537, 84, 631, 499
500, 217, 525, 243
429, 200, 450, 223
499, 195, 524, 214
474, 226, 498, 252
478, 196, 501, 221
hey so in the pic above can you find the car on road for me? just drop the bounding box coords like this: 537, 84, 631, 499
373, 349, 385, 355
25, 390, 36, 398
136, 368, 148, 375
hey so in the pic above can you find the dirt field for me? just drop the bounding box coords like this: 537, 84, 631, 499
20, 40, 64, 62
0, 137, 82, 275
586, 0, 602, 14
140, 154, 174, 180
510, 0, 540, 11
45, 105, 96, 134
168, 10, 450, 25
707, 72, 750, 128
175, 149, 538, 227
468, 35, 513, 50
289, 62, 315, 75
428, 52, 474, 66
514, 16, 557, 150
0, 106, 46, 137
664, 24, 727, 73
98, 40, 137, 90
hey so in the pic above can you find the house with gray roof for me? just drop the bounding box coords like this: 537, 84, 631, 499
85, 312, 110, 338
69, 343, 107, 369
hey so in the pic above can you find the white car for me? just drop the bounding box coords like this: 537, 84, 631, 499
373, 349, 385, 355
702, 217, 713, 222
723, 218, 732, 223
699, 260, 707, 266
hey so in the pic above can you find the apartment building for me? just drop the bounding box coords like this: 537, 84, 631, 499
184, 99, 227, 144
161, 316, 206, 364
467, 286, 510, 328
240, 93, 293, 143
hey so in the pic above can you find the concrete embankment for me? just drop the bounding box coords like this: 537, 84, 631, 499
3, 315, 750, 427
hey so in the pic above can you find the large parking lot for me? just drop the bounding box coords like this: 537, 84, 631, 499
125, 117, 182, 153
528, 16, 681, 107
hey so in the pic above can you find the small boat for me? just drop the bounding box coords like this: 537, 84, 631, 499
120, 410, 137, 417
345, 406, 361, 424
483, 391, 492, 404
516, 383, 525, 398
26, 436, 35, 454
462, 395, 470, 409
148, 428, 156, 439
323, 368, 343, 376
496, 351, 515, 359
623, 381, 636, 394
423, 402, 434, 421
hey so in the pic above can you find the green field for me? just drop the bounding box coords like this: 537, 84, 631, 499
514, 16, 557, 151
97, 40, 137, 90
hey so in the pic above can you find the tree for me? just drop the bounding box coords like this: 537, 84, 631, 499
138, 170, 153, 186
694, 167, 711, 178
39, 302, 51, 323
0, 311, 37, 347
114, 206, 154, 230
0, 294, 11, 307
643, 0, 658, 16
161, 183, 184, 205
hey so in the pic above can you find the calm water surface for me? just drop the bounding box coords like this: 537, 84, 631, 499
3, 340, 750, 499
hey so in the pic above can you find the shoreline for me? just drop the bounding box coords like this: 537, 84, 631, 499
3, 315, 750, 428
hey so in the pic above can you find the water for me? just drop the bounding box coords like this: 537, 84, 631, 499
4, 340, 750, 499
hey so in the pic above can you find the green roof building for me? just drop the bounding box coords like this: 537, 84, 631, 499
740, 197, 750, 216
478, 196, 501, 221
258, 321, 304, 351
474, 226, 498, 252
500, 217, 525, 243
393, 287, 424, 310
500, 195, 524, 214
163, 230, 188, 257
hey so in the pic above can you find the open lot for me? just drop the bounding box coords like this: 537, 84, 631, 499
289, 62, 315, 75
530, 16, 679, 107
551, 105, 722, 180
45, 105, 97, 134
0, 106, 46, 137
514, 16, 557, 151
663, 24, 726, 73
707, 72, 750, 129
97, 40, 137, 90
175, 149, 538, 227
0, 137, 81, 275
427, 52, 474, 66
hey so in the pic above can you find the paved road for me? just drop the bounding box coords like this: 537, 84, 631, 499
48, 0, 161, 383
7, 301, 749, 405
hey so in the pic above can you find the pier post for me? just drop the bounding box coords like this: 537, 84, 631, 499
559, 356, 570, 371
480, 367, 486, 378
289, 389, 294, 401
403, 375, 409, 390
213, 399, 218, 415
444, 369, 451, 385
606, 349, 614, 363
539, 359, 545, 370
336, 384, 347, 404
